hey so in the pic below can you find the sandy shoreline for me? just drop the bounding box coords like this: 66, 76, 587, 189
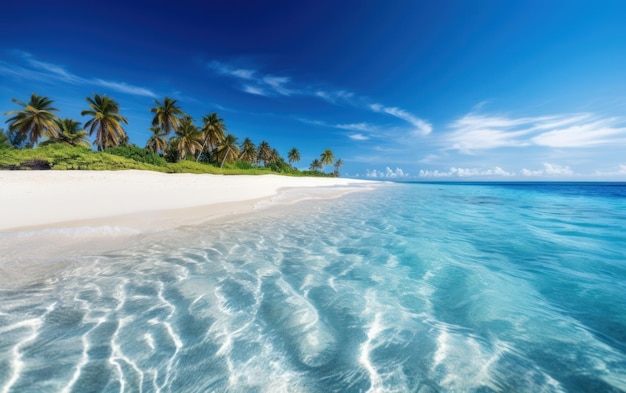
0, 170, 376, 285
0, 170, 375, 232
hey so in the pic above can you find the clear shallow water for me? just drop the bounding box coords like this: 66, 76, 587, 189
1, 182, 625, 392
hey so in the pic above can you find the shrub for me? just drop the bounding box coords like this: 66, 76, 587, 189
234, 160, 254, 170
266, 159, 293, 173
106, 145, 167, 166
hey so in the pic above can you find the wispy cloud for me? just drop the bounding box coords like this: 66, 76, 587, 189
26, 57, 82, 83
315, 89, 356, 104
297, 118, 377, 141
242, 85, 267, 96
208, 61, 256, 80
334, 123, 375, 141
262, 76, 293, 96
210, 60, 431, 138
418, 154, 441, 164
93, 79, 157, 97
370, 103, 432, 135
335, 122, 378, 132
209, 61, 295, 96
231, 69, 256, 79
0, 51, 157, 97
531, 118, 626, 147
348, 133, 370, 141
447, 111, 626, 153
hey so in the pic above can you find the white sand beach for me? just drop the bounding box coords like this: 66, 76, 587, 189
0, 171, 375, 282
0, 170, 374, 232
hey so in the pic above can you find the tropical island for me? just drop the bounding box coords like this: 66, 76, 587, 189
0, 93, 344, 177
0, 92, 372, 239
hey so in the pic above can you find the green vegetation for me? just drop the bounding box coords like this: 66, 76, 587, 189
106, 145, 167, 167
0, 144, 166, 171
40, 118, 91, 148
2, 92, 343, 177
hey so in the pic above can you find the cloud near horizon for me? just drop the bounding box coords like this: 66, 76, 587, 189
0, 51, 157, 98
594, 164, 626, 176
365, 167, 409, 178
419, 166, 515, 178
418, 163, 579, 178
521, 163, 573, 176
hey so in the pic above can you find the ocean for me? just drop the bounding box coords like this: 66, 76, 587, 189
1, 182, 625, 392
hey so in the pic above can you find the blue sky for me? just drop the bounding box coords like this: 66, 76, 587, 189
1, 0, 625, 180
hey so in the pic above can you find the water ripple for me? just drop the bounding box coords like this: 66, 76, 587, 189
2, 183, 626, 392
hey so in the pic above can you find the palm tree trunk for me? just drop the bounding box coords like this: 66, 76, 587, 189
220, 147, 231, 168
196, 137, 208, 162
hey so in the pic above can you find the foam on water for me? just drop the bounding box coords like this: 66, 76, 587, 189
1, 183, 626, 392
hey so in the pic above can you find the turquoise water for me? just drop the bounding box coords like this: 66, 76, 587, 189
1, 183, 625, 392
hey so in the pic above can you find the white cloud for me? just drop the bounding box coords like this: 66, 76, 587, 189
366, 167, 408, 178
262, 76, 293, 96
594, 164, 626, 176
419, 154, 440, 164
242, 85, 267, 96
26, 57, 82, 84
520, 168, 542, 176
315, 89, 355, 104
370, 103, 432, 135
418, 169, 452, 177
230, 69, 256, 79
210, 61, 295, 96
297, 119, 376, 141
208, 61, 255, 79
93, 79, 157, 97
543, 163, 573, 175
447, 113, 544, 152
521, 163, 574, 176
0, 52, 157, 97
335, 122, 376, 132
419, 166, 515, 177
348, 133, 370, 141
531, 119, 626, 147
447, 112, 626, 153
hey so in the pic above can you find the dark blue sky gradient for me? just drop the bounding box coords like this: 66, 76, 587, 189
1, 1, 625, 179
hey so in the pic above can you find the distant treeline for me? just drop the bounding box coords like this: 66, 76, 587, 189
1, 93, 343, 176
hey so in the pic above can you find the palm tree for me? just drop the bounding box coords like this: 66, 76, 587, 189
198, 112, 226, 161
4, 93, 60, 145
40, 118, 90, 148
172, 115, 202, 160
215, 134, 240, 168
150, 97, 185, 137
257, 140, 272, 166
310, 159, 322, 172
239, 137, 257, 164
333, 158, 343, 177
146, 125, 167, 154
270, 148, 281, 164
287, 147, 301, 167
81, 94, 128, 151
320, 149, 335, 171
